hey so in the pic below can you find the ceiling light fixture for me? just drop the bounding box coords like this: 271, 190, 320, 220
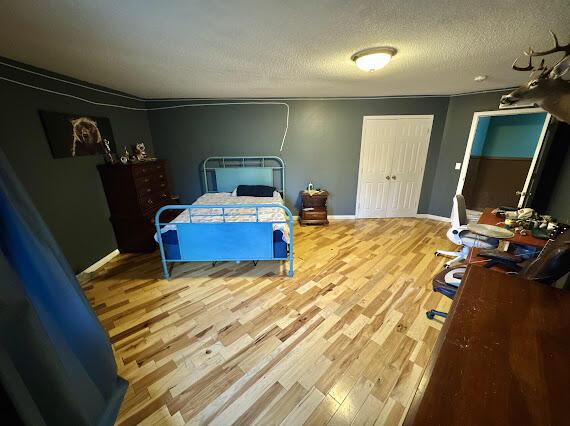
351, 47, 397, 72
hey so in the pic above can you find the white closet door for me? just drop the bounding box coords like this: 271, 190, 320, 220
356, 119, 395, 218
356, 116, 433, 219
386, 118, 433, 217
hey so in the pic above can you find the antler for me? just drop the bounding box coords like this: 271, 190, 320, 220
512, 31, 570, 76
512, 56, 535, 71
525, 31, 570, 57
512, 56, 547, 74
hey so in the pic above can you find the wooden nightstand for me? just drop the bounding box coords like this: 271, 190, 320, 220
299, 191, 329, 225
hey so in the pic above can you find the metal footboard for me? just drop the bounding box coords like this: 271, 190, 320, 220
155, 204, 294, 279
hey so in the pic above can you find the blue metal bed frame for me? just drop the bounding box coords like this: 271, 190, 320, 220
154, 156, 293, 279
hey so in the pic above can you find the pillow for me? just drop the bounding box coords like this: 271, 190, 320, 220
236, 185, 276, 197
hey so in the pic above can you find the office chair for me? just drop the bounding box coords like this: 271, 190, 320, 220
435, 194, 500, 267
480, 230, 570, 282
427, 230, 570, 320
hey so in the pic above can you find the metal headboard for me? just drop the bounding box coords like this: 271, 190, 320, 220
202, 156, 285, 194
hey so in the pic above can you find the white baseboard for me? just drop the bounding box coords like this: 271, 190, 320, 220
416, 213, 450, 222
80, 249, 120, 274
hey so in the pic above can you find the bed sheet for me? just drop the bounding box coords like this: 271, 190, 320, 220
156, 192, 290, 243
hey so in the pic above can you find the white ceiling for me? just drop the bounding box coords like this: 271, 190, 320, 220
1, 0, 569, 99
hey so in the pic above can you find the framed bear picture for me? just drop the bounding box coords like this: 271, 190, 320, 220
39, 110, 116, 159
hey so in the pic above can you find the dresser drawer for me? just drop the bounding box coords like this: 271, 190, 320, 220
135, 177, 168, 196
132, 161, 165, 178
139, 190, 170, 212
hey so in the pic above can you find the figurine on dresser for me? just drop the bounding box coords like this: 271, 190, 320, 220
118, 143, 155, 165
134, 142, 149, 161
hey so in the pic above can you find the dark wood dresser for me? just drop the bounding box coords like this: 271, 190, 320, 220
299, 191, 329, 225
97, 160, 177, 252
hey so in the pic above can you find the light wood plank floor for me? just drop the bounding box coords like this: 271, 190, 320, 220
82, 218, 454, 425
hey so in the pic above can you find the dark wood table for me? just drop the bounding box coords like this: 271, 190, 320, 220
477, 208, 547, 248
468, 208, 548, 264
405, 265, 570, 425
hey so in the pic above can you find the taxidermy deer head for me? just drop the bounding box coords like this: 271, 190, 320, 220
500, 31, 570, 123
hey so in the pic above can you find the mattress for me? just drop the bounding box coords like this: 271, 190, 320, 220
156, 192, 290, 243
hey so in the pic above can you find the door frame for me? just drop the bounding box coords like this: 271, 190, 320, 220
455, 107, 551, 208
355, 115, 435, 218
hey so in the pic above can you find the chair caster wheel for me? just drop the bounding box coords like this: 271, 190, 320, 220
434, 251, 440, 256
426, 311, 435, 320
444, 264, 450, 269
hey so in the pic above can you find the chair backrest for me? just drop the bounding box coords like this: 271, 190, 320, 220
521, 230, 570, 285
451, 194, 468, 228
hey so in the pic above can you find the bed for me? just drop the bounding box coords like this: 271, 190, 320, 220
154, 156, 293, 278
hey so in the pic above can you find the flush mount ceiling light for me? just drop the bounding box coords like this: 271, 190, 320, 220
351, 47, 397, 72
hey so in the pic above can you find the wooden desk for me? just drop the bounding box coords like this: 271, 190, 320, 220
405, 266, 570, 425
468, 208, 547, 264
477, 208, 547, 248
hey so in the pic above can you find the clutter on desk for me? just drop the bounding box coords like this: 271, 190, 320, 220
491, 206, 566, 239
466, 223, 514, 239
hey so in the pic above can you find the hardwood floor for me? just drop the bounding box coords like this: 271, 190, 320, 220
81, 218, 454, 425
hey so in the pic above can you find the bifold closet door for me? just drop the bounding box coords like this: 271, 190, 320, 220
386, 118, 433, 217
357, 117, 433, 218
356, 119, 396, 218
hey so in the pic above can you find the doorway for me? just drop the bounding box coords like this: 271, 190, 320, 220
356, 115, 433, 218
456, 108, 551, 212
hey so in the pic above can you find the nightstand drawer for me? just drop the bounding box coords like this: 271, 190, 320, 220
302, 209, 328, 221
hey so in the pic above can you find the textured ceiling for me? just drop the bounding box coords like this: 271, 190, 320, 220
1, 0, 569, 99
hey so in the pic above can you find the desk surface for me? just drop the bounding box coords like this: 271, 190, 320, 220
477, 208, 547, 248
468, 208, 547, 265
405, 265, 570, 425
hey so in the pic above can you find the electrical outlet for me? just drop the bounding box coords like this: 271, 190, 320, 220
455, 162, 461, 170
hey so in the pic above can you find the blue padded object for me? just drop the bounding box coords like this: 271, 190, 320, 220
155, 204, 294, 278
0, 148, 126, 425
162, 229, 285, 261
177, 222, 274, 260
214, 167, 273, 192
273, 230, 287, 258
162, 230, 181, 260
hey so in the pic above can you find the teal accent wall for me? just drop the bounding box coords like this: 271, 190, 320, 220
470, 116, 490, 156
471, 113, 547, 158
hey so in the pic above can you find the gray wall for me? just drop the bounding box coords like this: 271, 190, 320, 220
147, 98, 449, 215
0, 59, 154, 273
2, 56, 567, 275
427, 90, 510, 217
